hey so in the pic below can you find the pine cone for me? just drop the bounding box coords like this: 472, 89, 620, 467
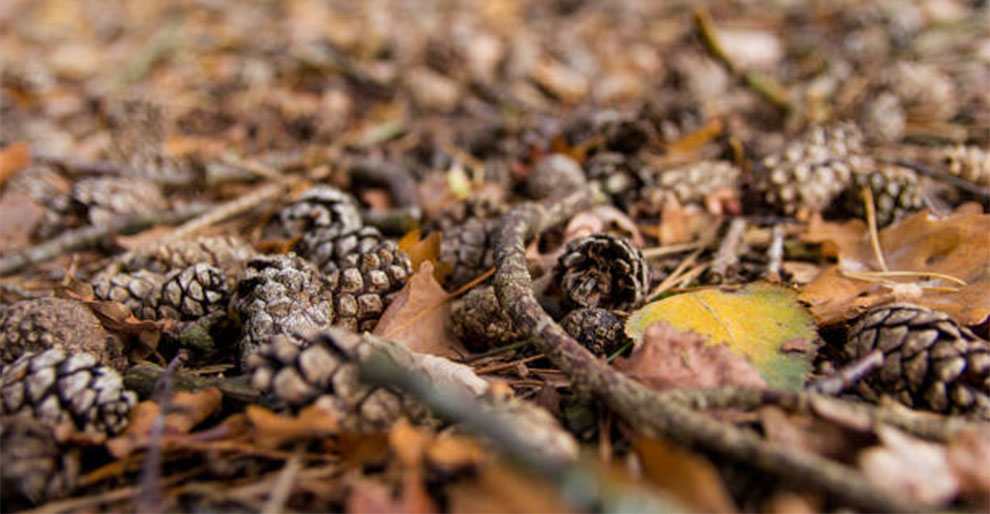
69, 176, 168, 226
296, 226, 385, 275
754, 123, 864, 216
265, 185, 363, 240
652, 159, 740, 208
427, 195, 506, 234
1, 413, 80, 504
91, 269, 165, 321
155, 264, 232, 321
846, 303, 990, 418
439, 217, 499, 288
889, 62, 959, 122
554, 234, 649, 311
246, 335, 427, 432
450, 285, 523, 352
835, 162, 923, 227
1, 349, 137, 436
560, 308, 627, 357
324, 237, 413, 333
232, 254, 335, 365
123, 235, 255, 276
940, 145, 990, 187
0, 298, 125, 371
585, 152, 643, 208
526, 154, 586, 199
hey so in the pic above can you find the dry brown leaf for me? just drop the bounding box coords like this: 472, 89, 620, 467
632, 436, 737, 513
447, 462, 571, 514
758, 406, 873, 463
245, 404, 339, 450
659, 194, 718, 245
347, 478, 403, 514
563, 206, 644, 247
106, 388, 222, 458
373, 261, 463, 358
0, 194, 45, 254
60, 276, 168, 359
859, 425, 959, 506
614, 321, 766, 391
398, 229, 453, 282
800, 204, 990, 325
946, 429, 990, 507
0, 141, 31, 185
426, 432, 487, 473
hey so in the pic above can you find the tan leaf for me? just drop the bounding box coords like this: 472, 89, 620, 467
245, 404, 339, 450
0, 141, 31, 185
398, 229, 453, 282
614, 321, 766, 391
946, 429, 990, 507
373, 261, 463, 358
0, 194, 45, 254
632, 436, 737, 513
106, 388, 222, 458
800, 204, 990, 325
563, 206, 644, 247
859, 426, 959, 506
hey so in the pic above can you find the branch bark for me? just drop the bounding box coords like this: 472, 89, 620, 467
492, 186, 924, 513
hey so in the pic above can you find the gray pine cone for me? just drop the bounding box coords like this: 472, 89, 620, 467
554, 234, 649, 311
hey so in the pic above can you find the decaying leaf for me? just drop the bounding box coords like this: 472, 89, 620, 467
859, 425, 959, 506
800, 204, 990, 326
107, 387, 222, 457
0, 194, 45, 253
563, 206, 644, 247
374, 261, 463, 358
758, 406, 874, 462
0, 141, 31, 185
447, 462, 572, 514
626, 283, 817, 390
615, 321, 766, 390
632, 435, 737, 513
245, 404, 339, 450
398, 229, 453, 282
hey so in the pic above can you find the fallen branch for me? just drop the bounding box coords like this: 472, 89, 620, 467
492, 186, 923, 512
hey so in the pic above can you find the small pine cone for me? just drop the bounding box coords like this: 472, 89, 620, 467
585, 152, 644, 208
246, 335, 426, 432
859, 91, 906, 143
526, 154, 586, 199
940, 145, 990, 187
560, 308, 627, 357
836, 162, 923, 227
889, 62, 959, 122
427, 195, 506, 234
656, 160, 741, 206
0, 298, 125, 371
1, 413, 80, 504
124, 235, 255, 276
296, 226, 385, 275
3, 165, 71, 206
754, 123, 864, 216
69, 176, 167, 226
155, 264, 232, 321
264, 186, 363, 240
554, 234, 649, 311
846, 303, 990, 418
232, 254, 335, 364
439, 217, 499, 288
1, 349, 138, 436
91, 269, 165, 321
324, 238, 413, 333
450, 286, 523, 352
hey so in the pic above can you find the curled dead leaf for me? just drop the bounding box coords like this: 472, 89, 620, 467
107, 387, 222, 458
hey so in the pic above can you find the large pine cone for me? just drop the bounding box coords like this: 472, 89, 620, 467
91, 269, 165, 321
939, 145, 990, 187
0, 298, 125, 371
245, 335, 429, 433
450, 285, 523, 352
432, 195, 506, 289
553, 234, 649, 311
834, 161, 923, 227
1, 413, 80, 504
265, 185, 363, 240
155, 264, 233, 321
1, 349, 137, 436
846, 303, 990, 418
122, 235, 255, 276
232, 254, 335, 364
753, 123, 864, 216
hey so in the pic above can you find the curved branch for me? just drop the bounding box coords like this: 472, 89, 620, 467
492, 187, 923, 513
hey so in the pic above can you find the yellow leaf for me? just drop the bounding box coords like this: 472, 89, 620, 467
398, 229, 453, 283
625, 283, 816, 390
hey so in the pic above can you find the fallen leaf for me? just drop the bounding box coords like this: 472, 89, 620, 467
758, 406, 874, 463
800, 204, 990, 325
615, 321, 766, 390
426, 432, 487, 473
632, 435, 737, 513
859, 425, 959, 506
0, 194, 45, 254
447, 462, 571, 514
347, 478, 403, 514
373, 261, 463, 358
245, 404, 339, 450
625, 284, 817, 390
563, 206, 644, 248
946, 429, 990, 507
0, 141, 31, 185
398, 229, 453, 282
107, 388, 222, 458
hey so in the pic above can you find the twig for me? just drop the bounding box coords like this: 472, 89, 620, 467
807, 350, 884, 395
893, 159, 990, 201
648, 247, 704, 300
492, 186, 923, 512
862, 187, 889, 272
261, 445, 304, 514
361, 207, 422, 236
765, 224, 785, 282
157, 181, 292, 246
0, 204, 208, 276
136, 351, 189, 514
475, 353, 544, 375
710, 217, 747, 281
461, 339, 533, 364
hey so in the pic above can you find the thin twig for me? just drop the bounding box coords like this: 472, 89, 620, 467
0, 204, 208, 276
862, 187, 889, 272
492, 186, 923, 512
136, 352, 188, 514
893, 159, 990, 201
461, 339, 533, 363
807, 350, 884, 395
261, 445, 304, 514
765, 224, 785, 282
474, 353, 545, 375
710, 217, 747, 281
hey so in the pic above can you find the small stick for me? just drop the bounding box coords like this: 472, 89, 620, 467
893, 159, 990, 201
807, 350, 884, 395
157, 181, 292, 246
765, 224, 785, 282
648, 247, 704, 300
261, 445, 304, 514
136, 351, 188, 514
0, 204, 208, 276
461, 339, 533, 364
862, 187, 889, 272
475, 353, 545, 375
710, 217, 747, 281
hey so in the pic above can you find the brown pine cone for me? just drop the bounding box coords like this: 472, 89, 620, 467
123, 235, 255, 276
232, 254, 335, 365
0, 298, 125, 371
526, 154, 586, 199
439, 217, 499, 289
324, 237, 413, 333
264, 185, 363, 240
1, 349, 137, 436
91, 269, 165, 321
246, 335, 428, 433
846, 303, 990, 418
450, 285, 523, 352
560, 308, 627, 357
427, 195, 506, 234
835, 161, 923, 227
585, 152, 644, 208
753, 123, 864, 216
553, 234, 649, 311
1, 413, 80, 504
155, 264, 232, 321
296, 226, 385, 275
889, 62, 959, 122
940, 145, 990, 187
69, 176, 168, 226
